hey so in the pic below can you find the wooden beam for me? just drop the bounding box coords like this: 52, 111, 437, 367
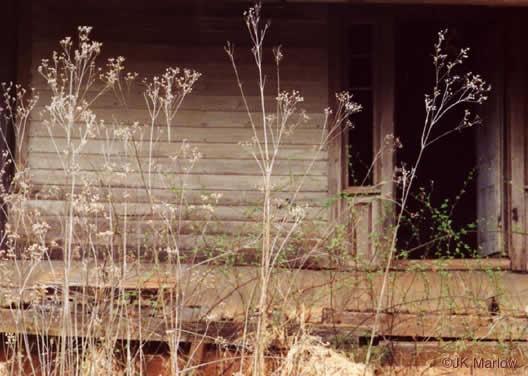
0, 307, 242, 343
372, 17, 395, 265
287, 0, 528, 6
2, 306, 527, 343
390, 258, 511, 271
372, 18, 394, 201
324, 311, 528, 340
379, 340, 528, 367
1, 261, 528, 318
45, 0, 528, 7
343, 186, 381, 195
14, 0, 33, 169
327, 5, 346, 224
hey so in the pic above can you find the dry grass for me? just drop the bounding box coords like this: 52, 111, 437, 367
0, 363, 7, 376
279, 336, 373, 376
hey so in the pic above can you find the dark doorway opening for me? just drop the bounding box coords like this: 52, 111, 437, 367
394, 18, 484, 259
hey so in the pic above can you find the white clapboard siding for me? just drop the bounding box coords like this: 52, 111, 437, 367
19, 0, 330, 260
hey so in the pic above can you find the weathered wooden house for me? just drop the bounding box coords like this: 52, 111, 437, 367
2, 0, 528, 368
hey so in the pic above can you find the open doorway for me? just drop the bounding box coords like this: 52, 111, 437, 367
394, 14, 504, 259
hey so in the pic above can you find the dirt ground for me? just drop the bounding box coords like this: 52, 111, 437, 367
1, 345, 527, 375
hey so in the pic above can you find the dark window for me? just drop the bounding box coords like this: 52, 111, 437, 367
346, 24, 374, 186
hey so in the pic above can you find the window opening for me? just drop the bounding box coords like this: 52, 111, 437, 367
346, 24, 374, 186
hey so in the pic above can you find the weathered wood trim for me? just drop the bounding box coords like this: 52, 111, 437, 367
323, 311, 528, 340
380, 340, 528, 367
29, 108, 327, 128
391, 258, 511, 271
343, 186, 381, 195
287, 0, 528, 6
372, 19, 394, 197
35, 0, 528, 7
14, 0, 33, 169
327, 4, 346, 223
506, 16, 527, 271
29, 122, 326, 144
475, 21, 506, 257
0, 307, 238, 343
371, 18, 395, 265
1, 304, 527, 343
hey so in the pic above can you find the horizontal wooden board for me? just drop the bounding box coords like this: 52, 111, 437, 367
322, 312, 528, 341
28, 138, 328, 160
335, 0, 528, 6
18, 229, 275, 254
0, 307, 227, 343
32, 10, 329, 48
17, 219, 330, 259
391, 258, 511, 271
379, 340, 528, 367
4, 304, 527, 344
34, 13, 328, 41
32, 89, 327, 113
30, 108, 327, 129
2, 261, 528, 318
32, 9, 328, 30
28, 186, 328, 206
29, 121, 326, 145
32, 39, 327, 68
27, 170, 328, 191
38, 0, 328, 20
28, 153, 328, 176
17, 199, 329, 221
31, 60, 328, 96
34, 217, 326, 237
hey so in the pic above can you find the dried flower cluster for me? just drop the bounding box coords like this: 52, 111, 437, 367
422, 29, 491, 148
143, 67, 201, 143
0, 82, 39, 168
